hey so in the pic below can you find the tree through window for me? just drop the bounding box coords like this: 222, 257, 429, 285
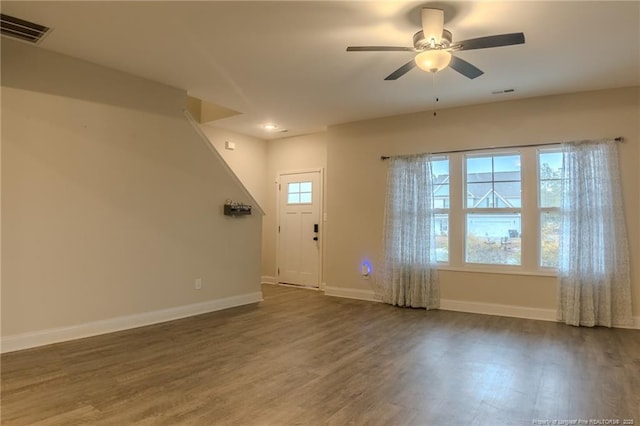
539, 150, 563, 268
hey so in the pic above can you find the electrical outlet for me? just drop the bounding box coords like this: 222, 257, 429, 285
361, 263, 371, 279
194, 278, 202, 290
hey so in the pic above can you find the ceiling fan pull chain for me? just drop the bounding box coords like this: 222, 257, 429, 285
432, 72, 439, 116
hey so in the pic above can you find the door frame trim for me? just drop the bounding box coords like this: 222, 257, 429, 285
276, 168, 324, 289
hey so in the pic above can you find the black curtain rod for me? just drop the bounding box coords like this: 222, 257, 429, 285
380, 137, 624, 160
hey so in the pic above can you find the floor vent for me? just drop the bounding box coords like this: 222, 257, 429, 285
1, 14, 50, 44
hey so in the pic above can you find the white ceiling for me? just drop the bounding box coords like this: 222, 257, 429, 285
2, 1, 639, 139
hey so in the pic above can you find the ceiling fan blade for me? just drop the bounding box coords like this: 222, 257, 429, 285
384, 59, 417, 80
347, 46, 415, 52
421, 8, 444, 44
451, 32, 525, 51
449, 55, 484, 79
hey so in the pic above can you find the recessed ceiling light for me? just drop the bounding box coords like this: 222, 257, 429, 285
263, 123, 278, 130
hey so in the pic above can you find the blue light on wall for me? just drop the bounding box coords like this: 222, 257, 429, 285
361, 260, 372, 277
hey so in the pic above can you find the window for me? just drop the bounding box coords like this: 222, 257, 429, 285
421, 147, 562, 274
431, 156, 449, 262
538, 150, 563, 268
464, 153, 522, 266
287, 181, 312, 204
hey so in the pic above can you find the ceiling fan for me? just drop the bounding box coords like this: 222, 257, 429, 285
347, 7, 525, 80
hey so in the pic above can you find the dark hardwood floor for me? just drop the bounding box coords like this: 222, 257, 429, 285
2, 284, 639, 425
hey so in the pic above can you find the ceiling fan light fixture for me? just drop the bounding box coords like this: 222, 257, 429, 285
414, 50, 451, 73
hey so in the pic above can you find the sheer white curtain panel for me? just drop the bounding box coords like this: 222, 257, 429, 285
376, 154, 439, 309
557, 140, 632, 327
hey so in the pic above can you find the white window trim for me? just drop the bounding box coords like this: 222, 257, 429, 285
436, 148, 560, 275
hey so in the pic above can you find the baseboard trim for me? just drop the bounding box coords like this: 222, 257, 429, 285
1, 292, 263, 354
260, 275, 277, 284
439, 299, 556, 322
324, 286, 380, 302
615, 317, 640, 330
321, 286, 640, 329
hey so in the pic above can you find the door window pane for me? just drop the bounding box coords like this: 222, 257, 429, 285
300, 192, 312, 203
288, 193, 300, 204
300, 182, 312, 193
287, 181, 312, 205
288, 183, 300, 193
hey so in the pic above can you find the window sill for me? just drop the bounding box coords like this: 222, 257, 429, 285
436, 265, 557, 278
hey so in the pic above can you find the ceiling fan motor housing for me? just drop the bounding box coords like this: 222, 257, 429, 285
413, 29, 452, 50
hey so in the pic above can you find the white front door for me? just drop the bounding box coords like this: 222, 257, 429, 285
277, 171, 321, 287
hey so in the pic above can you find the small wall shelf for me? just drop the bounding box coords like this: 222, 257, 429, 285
224, 202, 252, 216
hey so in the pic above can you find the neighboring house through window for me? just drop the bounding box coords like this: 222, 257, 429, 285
464, 153, 522, 266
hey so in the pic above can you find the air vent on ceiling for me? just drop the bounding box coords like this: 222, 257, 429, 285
491, 88, 515, 95
1, 13, 51, 44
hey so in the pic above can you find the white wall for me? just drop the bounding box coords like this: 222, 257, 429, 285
1, 40, 263, 350
325, 87, 640, 317
199, 125, 268, 210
